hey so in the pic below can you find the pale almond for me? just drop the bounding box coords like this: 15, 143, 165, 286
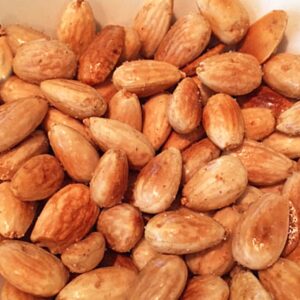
277, 101, 300, 135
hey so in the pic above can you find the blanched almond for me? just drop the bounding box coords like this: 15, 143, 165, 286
203, 93, 244, 150
232, 193, 289, 270
94, 79, 118, 104
31, 184, 99, 254
120, 27, 141, 62
0, 30, 13, 82
182, 155, 247, 212
145, 208, 225, 254
234, 185, 263, 213
277, 101, 300, 135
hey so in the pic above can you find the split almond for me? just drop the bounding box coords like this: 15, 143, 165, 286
120, 27, 141, 62
0, 29, 13, 82
277, 101, 300, 135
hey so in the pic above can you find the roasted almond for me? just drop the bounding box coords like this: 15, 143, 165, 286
0, 28, 13, 82
113, 255, 139, 273
287, 242, 300, 265
234, 185, 263, 213
282, 171, 300, 213
120, 27, 141, 62
191, 76, 215, 105
94, 79, 118, 104
276, 101, 300, 135
260, 183, 284, 195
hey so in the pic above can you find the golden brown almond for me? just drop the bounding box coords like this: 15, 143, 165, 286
97, 203, 144, 252
197, 52, 262, 96
84, 117, 155, 169
260, 183, 284, 195
31, 184, 99, 254
113, 60, 184, 97
49, 124, 99, 182
108, 89, 142, 131
234, 185, 263, 213
155, 13, 211, 68
0, 75, 44, 103
277, 101, 300, 135
0, 182, 36, 238
57, 0, 96, 57
0, 130, 48, 181
230, 270, 272, 300
242, 107, 275, 141
132, 148, 182, 213
5, 24, 49, 54
120, 27, 141, 62
113, 255, 139, 273
168, 78, 202, 134
94, 79, 118, 104
13, 39, 77, 84
40, 79, 107, 119
0, 29, 13, 82
196, 0, 249, 44
145, 208, 225, 254
287, 242, 300, 265
259, 258, 300, 300
283, 172, 300, 213
232, 193, 289, 270
57, 266, 137, 300
78, 25, 125, 85
142, 93, 172, 150
134, 0, 173, 58
90, 149, 128, 208
182, 138, 221, 183
239, 10, 288, 64
61, 232, 105, 273
0, 240, 69, 297
182, 155, 247, 212
182, 275, 229, 300
228, 139, 294, 185
203, 93, 244, 150
128, 254, 187, 300
0, 97, 48, 153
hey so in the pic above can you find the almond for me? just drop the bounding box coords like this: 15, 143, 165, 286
78, 25, 125, 85
260, 183, 284, 195
90, 149, 128, 208
282, 171, 300, 213
134, 0, 173, 58
234, 185, 263, 213
145, 208, 225, 254
197, 52, 262, 96
182, 155, 247, 212
120, 27, 141, 62
31, 184, 99, 254
57, 0, 96, 57
287, 243, 300, 265
128, 255, 187, 300
277, 101, 300, 135
97, 203, 144, 252
84, 117, 155, 169
49, 124, 99, 182
132, 148, 182, 213
203, 93, 245, 150
0, 240, 69, 297
0, 97, 48, 153
113, 255, 139, 273
232, 193, 289, 269
0, 29, 13, 82
13, 39, 77, 84
94, 79, 118, 104
40, 79, 107, 119
155, 13, 211, 68
113, 60, 184, 97
108, 89, 142, 131
191, 76, 215, 105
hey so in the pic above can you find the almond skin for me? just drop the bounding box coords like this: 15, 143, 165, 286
112, 255, 139, 273
94, 79, 118, 104
31, 184, 99, 254
276, 101, 300, 135
120, 27, 141, 62
78, 25, 125, 85
0, 32, 13, 82
203, 93, 245, 150
282, 171, 300, 214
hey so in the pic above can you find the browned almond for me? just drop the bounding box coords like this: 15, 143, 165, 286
31, 184, 99, 254
259, 258, 300, 300
260, 183, 284, 195
283, 171, 300, 213
120, 27, 141, 62
191, 76, 215, 105
232, 193, 289, 269
108, 89, 142, 131
168, 78, 202, 134
113, 60, 184, 97
0, 31, 13, 82
97, 203, 144, 252
0, 182, 36, 238
228, 139, 294, 186
287, 242, 300, 265
276, 101, 300, 135
182, 275, 229, 300
84, 117, 155, 169
203, 93, 244, 150
234, 185, 263, 213
57, 0, 96, 57
0, 240, 69, 297
128, 255, 187, 300
13, 39, 77, 84
197, 52, 262, 96
145, 208, 225, 254
0, 130, 48, 181
132, 148, 182, 214
0, 97, 48, 153
78, 25, 125, 85
142, 93, 172, 150
49, 124, 99, 182
90, 149, 128, 208
155, 13, 211, 68
134, 0, 173, 58
242, 107, 275, 140
239, 10, 288, 63
182, 155, 247, 212
94, 79, 118, 104
112, 255, 139, 273
40, 79, 107, 119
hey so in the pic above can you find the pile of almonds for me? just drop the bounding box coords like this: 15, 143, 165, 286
1, 0, 300, 299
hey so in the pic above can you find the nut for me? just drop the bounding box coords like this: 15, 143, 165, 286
0, 31, 13, 82
120, 27, 141, 62
277, 101, 300, 136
